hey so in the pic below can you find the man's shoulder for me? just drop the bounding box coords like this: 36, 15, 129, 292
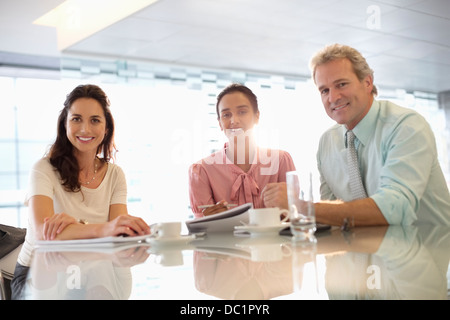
377, 99, 426, 125
378, 99, 419, 116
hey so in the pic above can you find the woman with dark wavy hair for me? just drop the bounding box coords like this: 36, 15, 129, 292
11, 84, 150, 299
49, 84, 117, 192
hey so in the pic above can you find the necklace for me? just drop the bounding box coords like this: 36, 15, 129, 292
81, 160, 98, 185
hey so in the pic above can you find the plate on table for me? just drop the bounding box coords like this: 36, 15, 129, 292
146, 234, 196, 247
234, 222, 290, 236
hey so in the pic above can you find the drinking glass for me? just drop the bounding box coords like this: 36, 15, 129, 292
286, 171, 316, 241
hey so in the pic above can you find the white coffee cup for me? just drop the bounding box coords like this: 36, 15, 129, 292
248, 208, 289, 227
151, 222, 181, 239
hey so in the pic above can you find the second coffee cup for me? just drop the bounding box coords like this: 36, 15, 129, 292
248, 208, 289, 227
151, 222, 182, 238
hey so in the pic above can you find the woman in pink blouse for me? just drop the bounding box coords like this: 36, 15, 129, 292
189, 83, 296, 218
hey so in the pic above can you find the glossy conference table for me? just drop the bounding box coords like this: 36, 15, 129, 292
22, 224, 449, 304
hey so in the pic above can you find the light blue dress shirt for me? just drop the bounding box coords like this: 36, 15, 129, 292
317, 100, 450, 225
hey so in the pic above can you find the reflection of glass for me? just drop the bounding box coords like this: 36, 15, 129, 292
291, 237, 326, 299
286, 171, 316, 241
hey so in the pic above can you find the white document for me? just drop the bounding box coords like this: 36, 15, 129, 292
35, 234, 150, 251
185, 203, 253, 233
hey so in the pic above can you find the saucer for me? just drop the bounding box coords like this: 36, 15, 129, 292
234, 222, 290, 236
146, 234, 196, 247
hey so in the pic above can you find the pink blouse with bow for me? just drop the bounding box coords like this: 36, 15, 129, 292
188, 145, 296, 218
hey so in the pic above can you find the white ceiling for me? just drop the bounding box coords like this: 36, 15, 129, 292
1, 0, 450, 93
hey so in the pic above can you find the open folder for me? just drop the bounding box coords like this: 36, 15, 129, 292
185, 203, 253, 234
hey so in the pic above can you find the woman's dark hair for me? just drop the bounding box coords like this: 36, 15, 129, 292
216, 83, 259, 119
49, 84, 116, 192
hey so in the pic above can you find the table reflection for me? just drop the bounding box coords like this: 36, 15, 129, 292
192, 234, 293, 299
22, 224, 449, 300
289, 225, 450, 300
24, 245, 150, 300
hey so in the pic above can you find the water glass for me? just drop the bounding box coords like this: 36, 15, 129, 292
286, 171, 316, 240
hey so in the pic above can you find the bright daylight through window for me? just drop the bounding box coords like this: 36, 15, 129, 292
0, 58, 447, 228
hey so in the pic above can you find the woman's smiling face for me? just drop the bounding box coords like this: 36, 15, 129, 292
66, 97, 107, 155
217, 91, 260, 134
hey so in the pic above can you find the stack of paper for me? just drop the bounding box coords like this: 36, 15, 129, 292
35, 234, 151, 252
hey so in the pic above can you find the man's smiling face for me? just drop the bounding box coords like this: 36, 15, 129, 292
314, 58, 374, 130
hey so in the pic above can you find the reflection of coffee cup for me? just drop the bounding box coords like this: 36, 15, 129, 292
157, 250, 184, 266
151, 222, 181, 239
249, 243, 291, 262
248, 208, 289, 227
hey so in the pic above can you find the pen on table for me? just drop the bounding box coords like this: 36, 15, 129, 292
197, 204, 238, 209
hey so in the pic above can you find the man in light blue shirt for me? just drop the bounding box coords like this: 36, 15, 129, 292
310, 43, 450, 226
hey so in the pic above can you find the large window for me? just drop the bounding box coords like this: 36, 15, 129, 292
0, 58, 447, 228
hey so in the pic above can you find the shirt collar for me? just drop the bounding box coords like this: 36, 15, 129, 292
351, 99, 379, 147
